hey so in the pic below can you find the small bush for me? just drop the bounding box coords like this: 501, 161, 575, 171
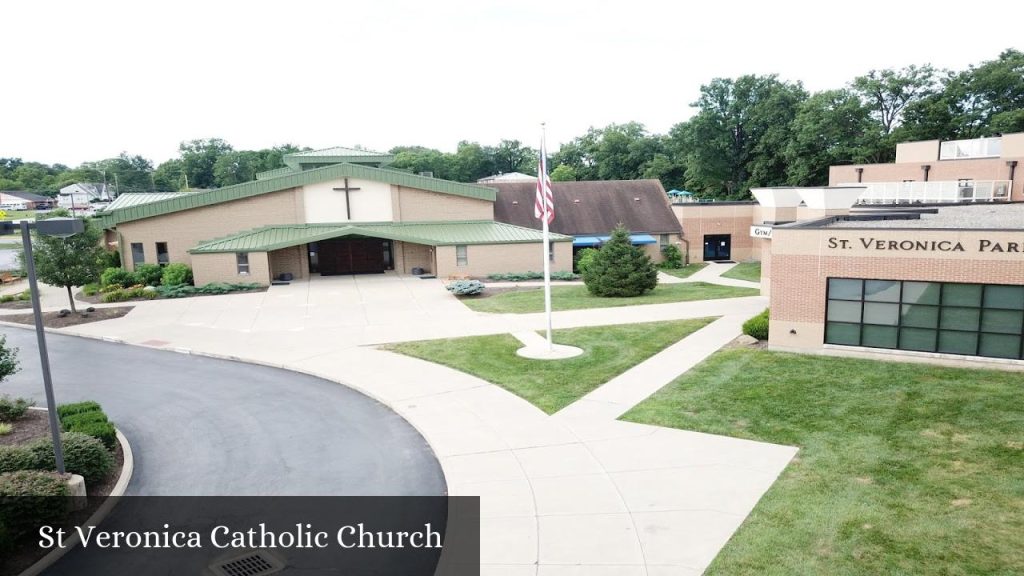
574, 248, 600, 275
29, 433, 113, 485
447, 280, 485, 296
0, 295, 12, 303
69, 421, 116, 451
155, 284, 196, 298
15, 290, 29, 301
56, 401, 102, 419
0, 470, 69, 547
133, 264, 163, 286
100, 267, 135, 287
82, 283, 100, 296
0, 423, 11, 436
101, 289, 128, 303
487, 271, 580, 282
659, 244, 683, 269
61, 411, 108, 429
743, 308, 770, 341
0, 396, 31, 422
160, 263, 193, 286
97, 249, 121, 270
99, 283, 123, 293
0, 446, 38, 473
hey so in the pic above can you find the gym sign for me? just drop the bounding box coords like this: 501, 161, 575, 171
749, 225, 773, 239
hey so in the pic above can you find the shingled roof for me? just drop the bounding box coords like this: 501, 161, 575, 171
491, 179, 682, 236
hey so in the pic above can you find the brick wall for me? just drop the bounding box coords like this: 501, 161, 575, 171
117, 189, 303, 270
672, 204, 757, 263
392, 186, 494, 222
769, 227, 1024, 351
435, 242, 573, 279
396, 242, 435, 274
268, 245, 308, 280
192, 252, 270, 285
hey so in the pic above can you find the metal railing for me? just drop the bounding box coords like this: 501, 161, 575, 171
841, 180, 1012, 204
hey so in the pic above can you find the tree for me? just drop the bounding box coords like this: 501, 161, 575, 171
451, 141, 496, 182
852, 65, 937, 136
582, 225, 658, 297
549, 164, 577, 182
785, 89, 880, 185
0, 334, 19, 384
178, 138, 234, 189
27, 209, 106, 313
152, 159, 185, 191
491, 140, 535, 175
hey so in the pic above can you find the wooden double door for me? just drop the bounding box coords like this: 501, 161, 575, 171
317, 238, 387, 275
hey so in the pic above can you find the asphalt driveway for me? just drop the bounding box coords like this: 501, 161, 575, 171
0, 326, 445, 496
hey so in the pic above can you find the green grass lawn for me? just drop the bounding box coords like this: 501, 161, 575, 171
461, 282, 759, 314
658, 262, 708, 279
622, 349, 1024, 575
384, 318, 716, 413
0, 210, 37, 221
721, 261, 761, 283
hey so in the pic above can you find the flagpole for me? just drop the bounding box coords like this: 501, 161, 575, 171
541, 124, 553, 350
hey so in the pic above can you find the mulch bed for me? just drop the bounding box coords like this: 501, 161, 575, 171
75, 286, 269, 304
0, 306, 134, 328
0, 410, 125, 576
0, 300, 32, 310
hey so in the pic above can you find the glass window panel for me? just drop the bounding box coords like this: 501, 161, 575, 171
938, 331, 977, 356
862, 325, 898, 349
984, 285, 1024, 310
942, 283, 982, 307
828, 278, 862, 301
981, 309, 1023, 335
900, 328, 937, 352
827, 300, 862, 323
902, 282, 940, 305
979, 333, 1022, 359
863, 303, 899, 326
901, 304, 939, 328
941, 307, 980, 331
825, 323, 860, 346
131, 243, 145, 266
864, 280, 900, 302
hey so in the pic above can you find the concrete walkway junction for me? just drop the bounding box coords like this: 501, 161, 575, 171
0, 262, 796, 575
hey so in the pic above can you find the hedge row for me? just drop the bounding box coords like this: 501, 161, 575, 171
743, 308, 770, 340
0, 432, 113, 485
0, 470, 69, 551
486, 271, 580, 281
58, 401, 117, 450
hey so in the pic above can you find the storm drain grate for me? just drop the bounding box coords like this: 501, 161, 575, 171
208, 550, 285, 576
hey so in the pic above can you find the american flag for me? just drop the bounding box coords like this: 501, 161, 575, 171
534, 140, 554, 224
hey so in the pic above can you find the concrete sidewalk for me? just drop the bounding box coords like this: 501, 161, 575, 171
27, 275, 792, 575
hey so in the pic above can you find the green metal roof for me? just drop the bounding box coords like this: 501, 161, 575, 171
283, 146, 393, 170
96, 163, 498, 227
255, 166, 296, 180
189, 221, 572, 254
104, 192, 195, 210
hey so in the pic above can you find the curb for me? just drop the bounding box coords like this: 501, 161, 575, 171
16, 427, 134, 576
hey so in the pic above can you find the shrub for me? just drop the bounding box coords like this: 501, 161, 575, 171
743, 308, 770, 341
0, 295, 12, 303
97, 249, 121, 270
0, 470, 69, 547
447, 280, 485, 296
82, 283, 100, 296
29, 433, 113, 485
0, 446, 38, 473
0, 336, 18, 385
61, 411, 108, 429
0, 396, 31, 422
68, 421, 116, 451
550, 271, 580, 281
574, 248, 600, 275
0, 423, 11, 436
155, 284, 196, 299
486, 271, 580, 282
582, 225, 658, 297
161, 263, 193, 286
100, 282, 123, 293
133, 264, 163, 287
100, 267, 135, 287
16, 290, 29, 301
659, 244, 683, 269
101, 289, 128, 303
56, 401, 102, 419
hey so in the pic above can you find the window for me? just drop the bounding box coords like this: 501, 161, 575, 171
825, 278, 1024, 360
549, 243, 555, 262
130, 243, 145, 266
455, 245, 468, 267
660, 234, 669, 247
236, 253, 250, 275
156, 242, 169, 266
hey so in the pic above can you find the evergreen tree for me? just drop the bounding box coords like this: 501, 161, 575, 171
583, 225, 658, 297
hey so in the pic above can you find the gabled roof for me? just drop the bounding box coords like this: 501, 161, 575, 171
96, 162, 498, 227
492, 179, 682, 236
0, 190, 52, 202
189, 221, 572, 254
282, 146, 393, 170
105, 192, 195, 211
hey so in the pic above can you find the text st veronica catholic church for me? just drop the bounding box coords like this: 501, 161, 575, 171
96, 147, 574, 284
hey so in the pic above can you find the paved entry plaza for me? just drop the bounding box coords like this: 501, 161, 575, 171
2, 265, 795, 575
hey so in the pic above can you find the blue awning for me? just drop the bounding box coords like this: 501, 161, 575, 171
573, 234, 658, 246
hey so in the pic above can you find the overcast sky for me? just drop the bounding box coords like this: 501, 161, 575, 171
3, 0, 1019, 167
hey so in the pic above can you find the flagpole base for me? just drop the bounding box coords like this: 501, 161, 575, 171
516, 344, 584, 360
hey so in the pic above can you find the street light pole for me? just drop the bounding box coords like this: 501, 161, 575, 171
18, 220, 69, 474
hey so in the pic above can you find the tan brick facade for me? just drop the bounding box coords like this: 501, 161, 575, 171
192, 252, 270, 285
435, 242, 572, 279
769, 227, 1024, 354
394, 242, 435, 275
672, 203, 757, 263
268, 245, 309, 280
391, 186, 493, 222
118, 189, 303, 271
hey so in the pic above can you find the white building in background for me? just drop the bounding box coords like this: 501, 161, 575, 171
57, 182, 112, 211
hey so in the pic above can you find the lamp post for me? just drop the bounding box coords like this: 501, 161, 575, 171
2, 216, 85, 474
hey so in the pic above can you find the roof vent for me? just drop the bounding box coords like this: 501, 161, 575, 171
512, 200, 519, 205
208, 550, 285, 576
634, 197, 641, 202
419, 171, 434, 178
573, 199, 580, 204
